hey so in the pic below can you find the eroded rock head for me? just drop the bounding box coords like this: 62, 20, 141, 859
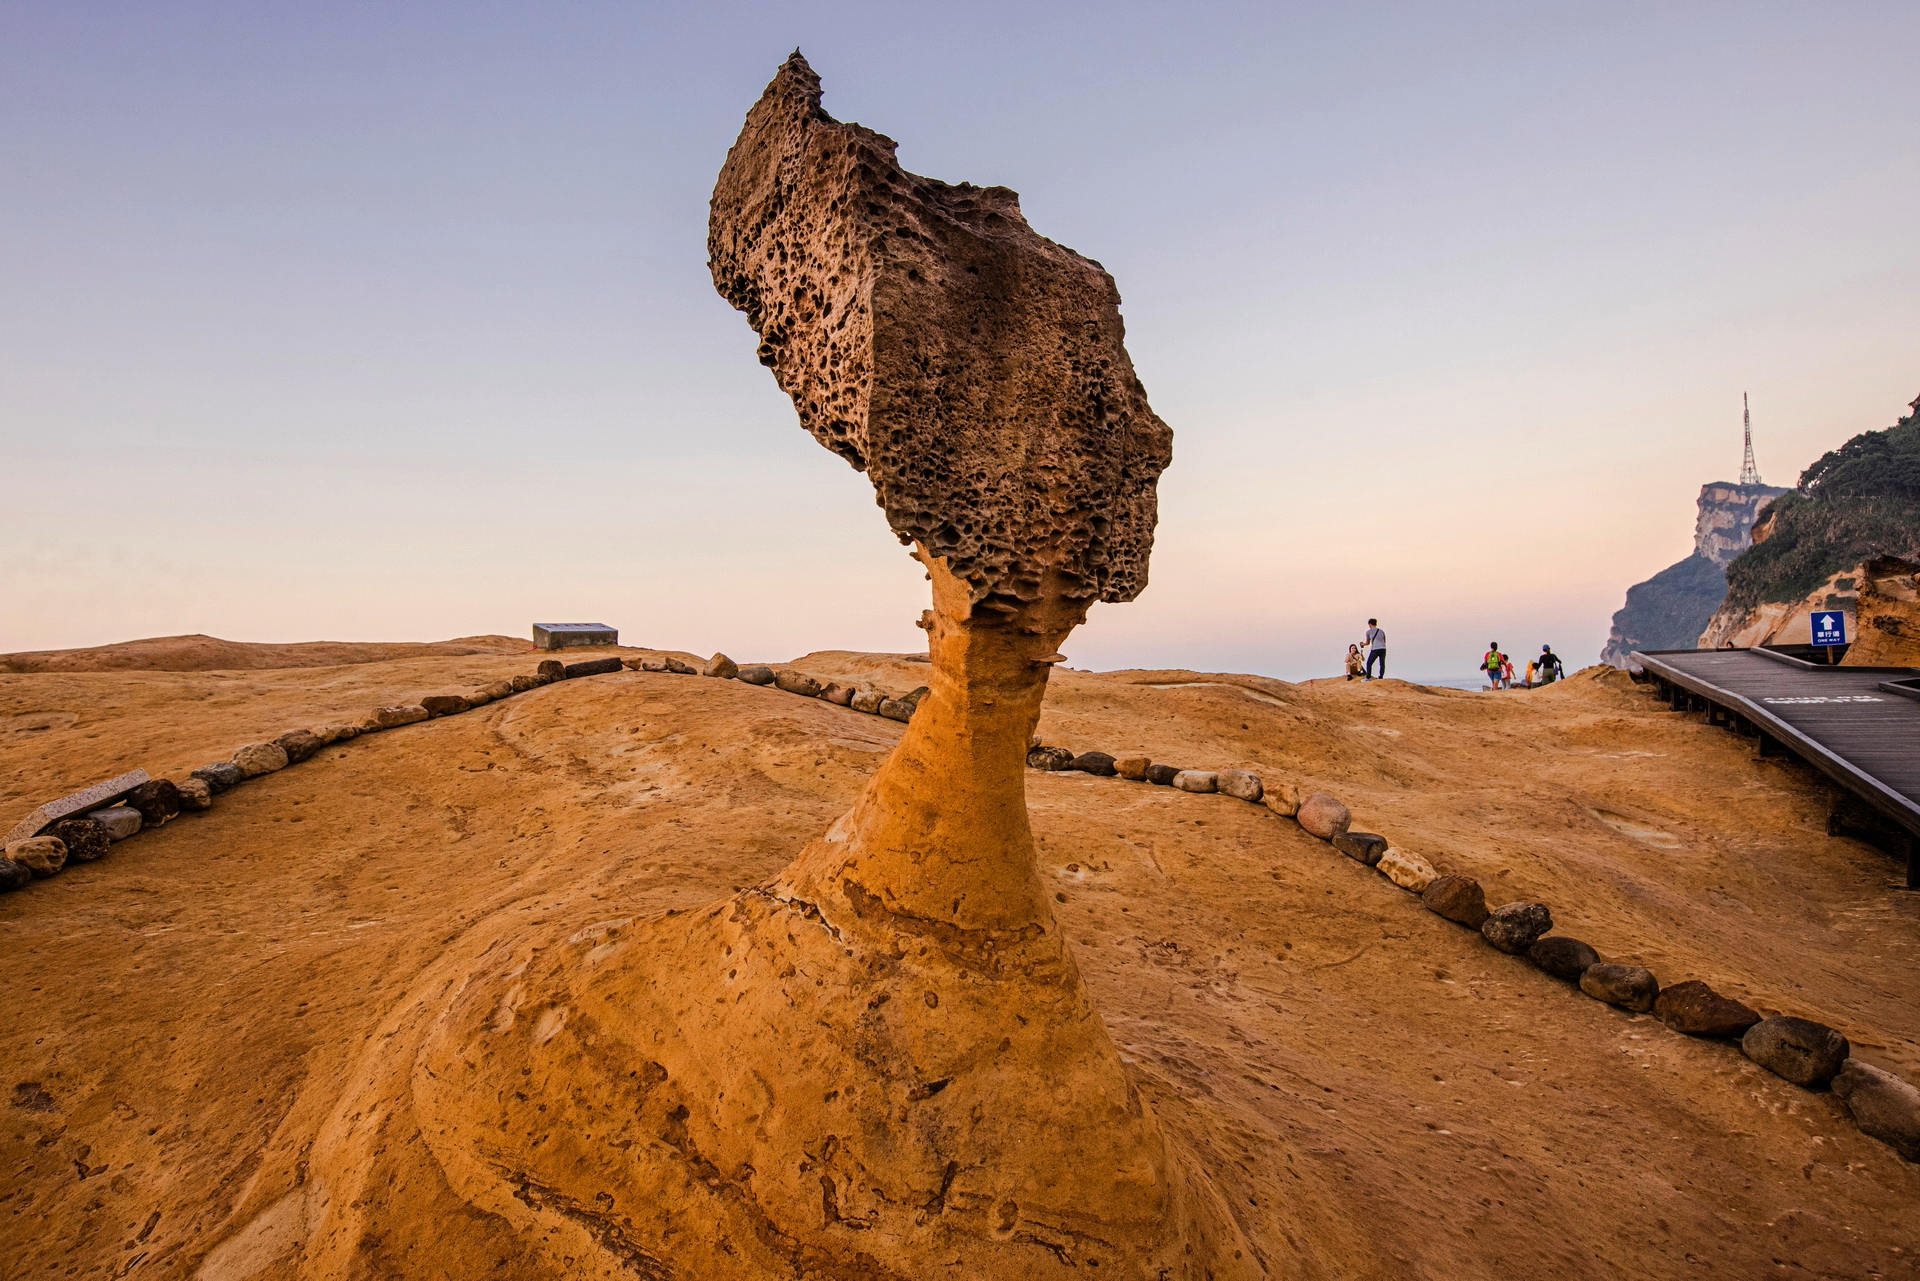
709, 52, 1171, 618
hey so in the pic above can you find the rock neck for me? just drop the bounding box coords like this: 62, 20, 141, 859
779, 552, 1084, 936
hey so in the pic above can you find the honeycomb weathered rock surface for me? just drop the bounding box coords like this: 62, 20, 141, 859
709, 52, 1171, 618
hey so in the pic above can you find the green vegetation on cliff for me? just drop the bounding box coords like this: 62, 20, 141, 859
1725, 402, 1920, 609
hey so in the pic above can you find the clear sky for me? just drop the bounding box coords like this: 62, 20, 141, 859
3, 2, 1915, 681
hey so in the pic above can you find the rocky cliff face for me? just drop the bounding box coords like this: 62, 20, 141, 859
1844, 555, 1920, 665
1600, 480, 1786, 668
1695, 562, 1860, 649
1692, 482, 1788, 566
1696, 554, 1920, 664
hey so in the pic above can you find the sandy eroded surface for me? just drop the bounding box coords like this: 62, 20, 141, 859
2, 646, 1916, 1278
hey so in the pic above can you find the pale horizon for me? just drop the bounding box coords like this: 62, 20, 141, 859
4, 2, 1915, 683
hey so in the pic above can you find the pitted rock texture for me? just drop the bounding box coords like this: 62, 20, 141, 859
709, 52, 1171, 617
47, 818, 110, 863
1482, 902, 1553, 955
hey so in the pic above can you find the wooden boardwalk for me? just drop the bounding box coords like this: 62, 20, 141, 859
1636, 646, 1920, 886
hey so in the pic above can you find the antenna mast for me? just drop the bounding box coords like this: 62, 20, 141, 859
1739, 391, 1762, 485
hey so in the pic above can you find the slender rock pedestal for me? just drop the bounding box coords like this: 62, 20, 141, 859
393, 553, 1254, 1277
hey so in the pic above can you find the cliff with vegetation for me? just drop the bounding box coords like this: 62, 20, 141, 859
1700, 395, 1920, 654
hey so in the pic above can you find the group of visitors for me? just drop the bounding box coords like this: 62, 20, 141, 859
1341, 619, 1565, 690
1483, 640, 1564, 689
1344, 619, 1388, 681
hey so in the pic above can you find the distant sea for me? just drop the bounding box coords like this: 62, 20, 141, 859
1293, 675, 1488, 690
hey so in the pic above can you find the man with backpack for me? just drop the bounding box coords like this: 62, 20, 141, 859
1536, 644, 1565, 685
1363, 619, 1387, 681
1483, 642, 1505, 690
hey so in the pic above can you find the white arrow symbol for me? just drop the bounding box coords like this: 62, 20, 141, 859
1820, 615, 1835, 630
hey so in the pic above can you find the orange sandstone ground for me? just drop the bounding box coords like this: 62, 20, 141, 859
2, 641, 1917, 1278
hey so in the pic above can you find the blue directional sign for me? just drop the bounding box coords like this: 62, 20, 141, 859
1811, 612, 1848, 647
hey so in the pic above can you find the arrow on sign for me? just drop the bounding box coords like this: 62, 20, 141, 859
1820, 615, 1835, 629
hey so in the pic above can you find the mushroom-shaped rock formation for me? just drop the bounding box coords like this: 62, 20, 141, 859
295, 54, 1254, 1280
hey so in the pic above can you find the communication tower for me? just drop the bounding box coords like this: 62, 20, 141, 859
1739, 392, 1762, 486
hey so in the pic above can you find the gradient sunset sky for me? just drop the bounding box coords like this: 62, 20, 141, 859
3, 2, 1915, 680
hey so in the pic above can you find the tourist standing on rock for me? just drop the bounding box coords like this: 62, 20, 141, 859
1536, 644, 1565, 685
1363, 619, 1387, 680
1345, 644, 1365, 681
1483, 642, 1505, 690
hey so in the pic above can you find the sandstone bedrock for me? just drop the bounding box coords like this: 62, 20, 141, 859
7, 646, 1920, 1272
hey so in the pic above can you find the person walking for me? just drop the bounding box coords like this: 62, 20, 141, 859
1363, 619, 1387, 681
1482, 641, 1504, 690
1536, 643, 1565, 685
1345, 644, 1365, 681
1499, 652, 1516, 689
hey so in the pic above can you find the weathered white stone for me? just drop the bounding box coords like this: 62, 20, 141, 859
4, 836, 67, 875
1172, 770, 1218, 793
1261, 780, 1303, 817
1216, 769, 1262, 802
232, 742, 291, 778
1376, 847, 1437, 892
